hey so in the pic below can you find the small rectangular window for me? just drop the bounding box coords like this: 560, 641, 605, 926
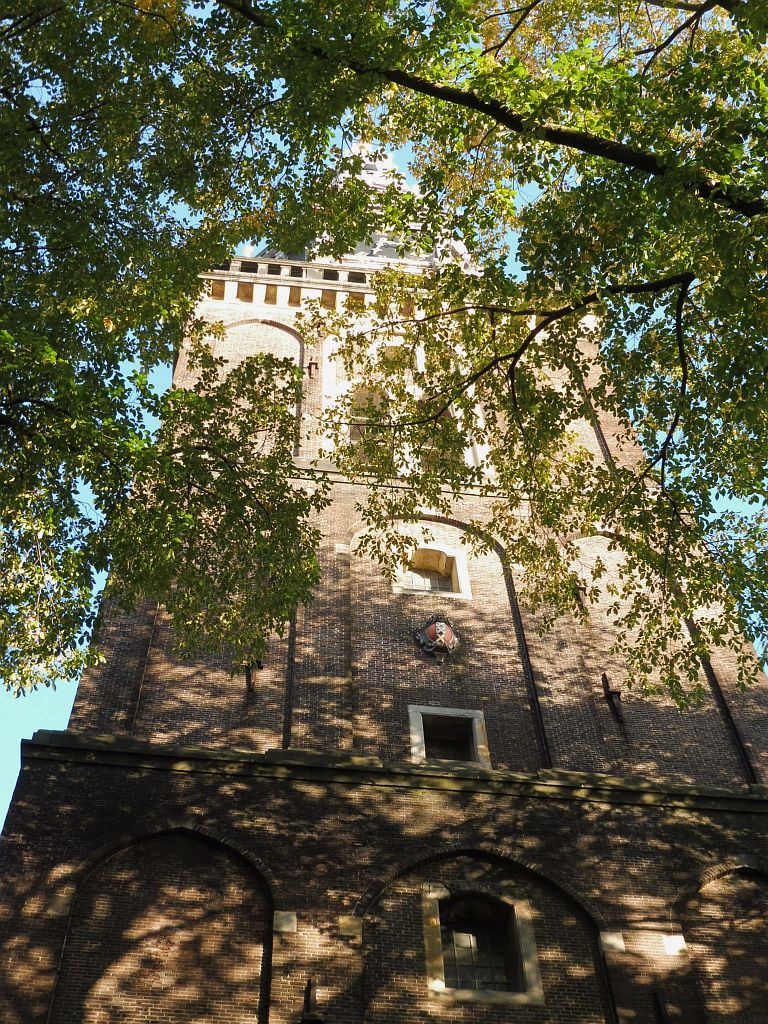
240, 260, 260, 273
237, 281, 254, 302
321, 290, 337, 310
209, 279, 225, 300
323, 268, 339, 281
288, 286, 302, 307
400, 549, 457, 593
400, 566, 455, 593
264, 284, 278, 304
348, 270, 366, 283
289, 265, 304, 278
346, 292, 365, 311
268, 263, 282, 275
423, 714, 475, 762
409, 706, 491, 767
395, 546, 471, 599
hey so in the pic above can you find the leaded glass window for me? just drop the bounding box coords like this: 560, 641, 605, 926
399, 566, 454, 592
439, 895, 522, 993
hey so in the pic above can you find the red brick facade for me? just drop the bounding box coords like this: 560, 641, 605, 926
2, 254, 768, 1024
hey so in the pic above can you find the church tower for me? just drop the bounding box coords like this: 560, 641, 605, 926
2, 154, 768, 1024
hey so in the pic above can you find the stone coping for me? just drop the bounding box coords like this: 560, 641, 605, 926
21, 730, 768, 814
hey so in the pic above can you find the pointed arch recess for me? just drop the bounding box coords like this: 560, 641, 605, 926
216, 318, 305, 454
45, 824, 277, 1024
221, 316, 305, 346
356, 842, 619, 1023
673, 856, 768, 919
350, 842, 608, 931
45, 822, 281, 918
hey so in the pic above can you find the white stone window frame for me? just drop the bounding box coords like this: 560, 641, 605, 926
408, 705, 491, 768
422, 884, 545, 1007
393, 544, 472, 600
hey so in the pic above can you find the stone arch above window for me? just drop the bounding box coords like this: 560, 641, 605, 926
215, 319, 303, 370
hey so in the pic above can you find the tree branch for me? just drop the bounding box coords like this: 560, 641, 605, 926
637, 0, 717, 71
0, 6, 62, 44
641, 0, 735, 11
216, 0, 765, 218
481, 0, 546, 58
365, 66, 765, 217
593, 273, 695, 521
360, 272, 697, 431
657, 273, 693, 490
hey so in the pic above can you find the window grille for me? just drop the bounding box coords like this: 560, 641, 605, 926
440, 896, 523, 993
422, 714, 475, 762
399, 566, 454, 593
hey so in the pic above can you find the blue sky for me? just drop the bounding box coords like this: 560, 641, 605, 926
0, 684, 77, 829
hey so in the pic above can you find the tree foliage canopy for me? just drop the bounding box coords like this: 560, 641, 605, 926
1, 0, 766, 699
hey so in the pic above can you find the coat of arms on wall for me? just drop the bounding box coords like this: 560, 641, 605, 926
415, 613, 460, 656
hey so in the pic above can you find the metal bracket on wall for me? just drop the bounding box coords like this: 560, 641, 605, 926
301, 977, 325, 1023
244, 661, 264, 693
602, 672, 627, 731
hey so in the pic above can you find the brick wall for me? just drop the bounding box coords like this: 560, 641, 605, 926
349, 519, 543, 770
68, 279, 768, 783
4, 263, 768, 1024
70, 483, 767, 786
47, 831, 272, 1024
2, 746, 768, 1023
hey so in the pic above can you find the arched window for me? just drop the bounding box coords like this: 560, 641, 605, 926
439, 894, 522, 993
422, 885, 544, 1006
